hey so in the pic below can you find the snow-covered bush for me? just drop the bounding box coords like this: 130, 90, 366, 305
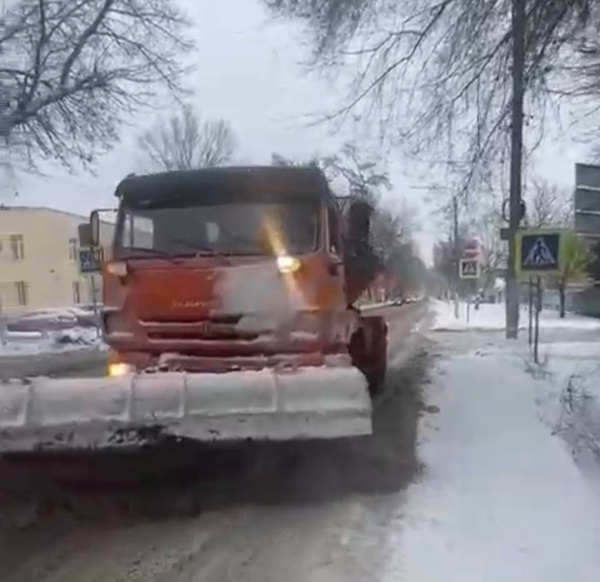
555, 372, 600, 464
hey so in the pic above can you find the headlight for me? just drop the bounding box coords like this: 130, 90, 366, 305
108, 362, 135, 377
106, 261, 128, 277
276, 255, 301, 273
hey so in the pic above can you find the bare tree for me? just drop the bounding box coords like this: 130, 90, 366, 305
468, 177, 571, 278
138, 105, 238, 171
270, 144, 391, 203
551, 231, 589, 317
525, 178, 573, 227
270, 145, 421, 293
472, 202, 507, 281
271, 153, 321, 167
558, 7, 600, 101
321, 143, 391, 203
0, 0, 193, 168
264, 1, 591, 196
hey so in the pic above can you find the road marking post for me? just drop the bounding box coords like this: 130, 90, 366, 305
534, 276, 541, 364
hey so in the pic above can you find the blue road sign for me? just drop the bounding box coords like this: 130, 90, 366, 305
516, 230, 564, 277
79, 247, 103, 274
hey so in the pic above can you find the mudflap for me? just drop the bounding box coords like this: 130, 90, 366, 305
0, 367, 372, 453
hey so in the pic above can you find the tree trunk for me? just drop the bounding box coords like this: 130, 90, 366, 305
559, 285, 566, 318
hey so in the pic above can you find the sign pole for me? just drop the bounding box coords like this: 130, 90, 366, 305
454, 286, 460, 319
90, 275, 100, 339
534, 276, 541, 364
0, 298, 6, 348
458, 258, 481, 322
528, 276, 533, 346
453, 196, 460, 319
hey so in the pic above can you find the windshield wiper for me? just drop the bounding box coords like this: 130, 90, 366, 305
119, 246, 184, 263
120, 246, 232, 266
163, 236, 233, 264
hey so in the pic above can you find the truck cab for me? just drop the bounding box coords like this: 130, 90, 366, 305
85, 166, 379, 378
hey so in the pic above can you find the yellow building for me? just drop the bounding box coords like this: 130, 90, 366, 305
0, 206, 114, 314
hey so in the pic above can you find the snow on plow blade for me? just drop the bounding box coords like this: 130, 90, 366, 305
0, 368, 372, 453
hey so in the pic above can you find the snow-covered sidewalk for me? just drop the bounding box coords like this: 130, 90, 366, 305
431, 299, 600, 332
396, 335, 600, 581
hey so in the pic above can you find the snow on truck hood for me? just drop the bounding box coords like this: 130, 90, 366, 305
216, 261, 307, 311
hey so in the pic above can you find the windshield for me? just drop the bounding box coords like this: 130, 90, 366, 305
115, 200, 320, 257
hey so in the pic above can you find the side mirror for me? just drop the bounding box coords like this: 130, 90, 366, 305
90, 210, 100, 247
347, 199, 372, 244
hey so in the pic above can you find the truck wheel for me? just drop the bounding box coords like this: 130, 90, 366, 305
351, 318, 387, 398
367, 336, 387, 397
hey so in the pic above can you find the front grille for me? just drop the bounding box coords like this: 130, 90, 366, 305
146, 326, 258, 341
137, 312, 280, 342
140, 314, 241, 325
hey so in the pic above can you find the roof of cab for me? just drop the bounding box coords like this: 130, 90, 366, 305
115, 165, 334, 202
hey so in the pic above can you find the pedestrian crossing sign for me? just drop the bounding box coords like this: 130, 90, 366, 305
78, 247, 104, 274
459, 259, 480, 279
516, 229, 565, 277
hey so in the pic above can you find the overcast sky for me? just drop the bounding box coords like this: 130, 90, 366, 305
2, 0, 593, 263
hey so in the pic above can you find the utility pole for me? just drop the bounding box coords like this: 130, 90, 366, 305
506, 0, 526, 339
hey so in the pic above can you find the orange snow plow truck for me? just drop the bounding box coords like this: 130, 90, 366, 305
0, 166, 388, 452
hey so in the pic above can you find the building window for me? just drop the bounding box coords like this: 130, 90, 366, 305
72, 281, 81, 304
69, 238, 78, 261
15, 281, 28, 306
10, 234, 24, 260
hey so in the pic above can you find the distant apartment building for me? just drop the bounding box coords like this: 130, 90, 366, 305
0, 206, 114, 314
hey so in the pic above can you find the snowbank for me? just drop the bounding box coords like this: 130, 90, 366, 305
4, 306, 99, 332
396, 343, 600, 581
531, 342, 600, 479
431, 300, 600, 332
5, 331, 43, 340
359, 300, 398, 311
0, 327, 105, 357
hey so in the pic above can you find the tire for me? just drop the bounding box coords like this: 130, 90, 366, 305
350, 318, 388, 397
367, 334, 387, 397
365, 318, 388, 397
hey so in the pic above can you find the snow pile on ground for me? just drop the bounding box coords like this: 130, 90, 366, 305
0, 327, 105, 356
396, 342, 600, 581
359, 300, 397, 311
529, 342, 600, 477
431, 299, 600, 332
4, 306, 98, 332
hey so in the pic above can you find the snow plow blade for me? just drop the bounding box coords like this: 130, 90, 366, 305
0, 368, 372, 453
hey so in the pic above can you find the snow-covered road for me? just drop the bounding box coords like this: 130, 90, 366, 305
2, 300, 600, 582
